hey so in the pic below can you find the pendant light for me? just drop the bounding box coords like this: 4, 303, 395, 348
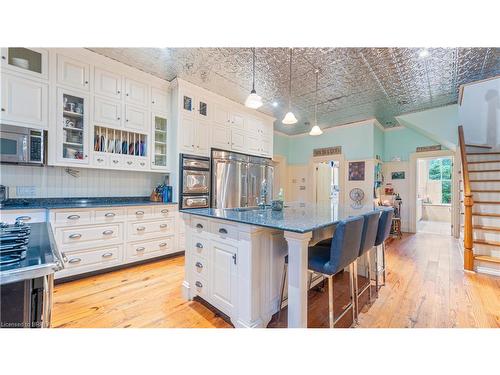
245, 48, 263, 109
309, 69, 323, 136
282, 48, 298, 125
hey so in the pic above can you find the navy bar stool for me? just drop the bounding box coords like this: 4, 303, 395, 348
278, 216, 364, 328
353, 211, 380, 319
374, 208, 394, 294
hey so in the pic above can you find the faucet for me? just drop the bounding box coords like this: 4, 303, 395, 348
258, 179, 268, 209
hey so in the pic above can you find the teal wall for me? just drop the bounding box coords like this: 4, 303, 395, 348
373, 125, 384, 159
384, 127, 438, 161
273, 133, 290, 159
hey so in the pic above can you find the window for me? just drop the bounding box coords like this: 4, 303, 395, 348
428, 158, 452, 204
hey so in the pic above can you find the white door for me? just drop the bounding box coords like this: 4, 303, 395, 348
0, 73, 48, 128
125, 78, 149, 107
231, 129, 246, 152
212, 124, 231, 150
246, 135, 261, 156
213, 103, 230, 126
231, 111, 246, 128
1, 47, 49, 79
94, 97, 122, 128
210, 240, 237, 315
316, 163, 333, 204
151, 113, 168, 170
124, 105, 148, 131
261, 137, 272, 157
179, 115, 195, 153
57, 54, 90, 91
195, 118, 210, 155
94, 68, 122, 100
151, 87, 168, 112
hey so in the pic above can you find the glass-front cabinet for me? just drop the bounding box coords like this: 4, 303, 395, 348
1, 48, 48, 79
151, 113, 168, 170
57, 88, 89, 164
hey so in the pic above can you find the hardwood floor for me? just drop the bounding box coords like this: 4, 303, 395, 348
52, 232, 500, 328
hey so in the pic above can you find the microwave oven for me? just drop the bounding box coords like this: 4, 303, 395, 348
0, 124, 46, 166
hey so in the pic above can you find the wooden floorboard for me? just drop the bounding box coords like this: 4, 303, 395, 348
52, 232, 500, 328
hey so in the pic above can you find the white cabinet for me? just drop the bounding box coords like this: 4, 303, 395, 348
57, 88, 90, 164
180, 89, 196, 116
230, 111, 245, 128
214, 103, 231, 126
57, 54, 90, 91
125, 78, 149, 107
231, 128, 246, 152
0, 73, 48, 129
94, 96, 122, 128
212, 124, 231, 150
179, 115, 210, 156
94, 68, 122, 100
180, 115, 195, 153
125, 105, 148, 131
196, 119, 210, 155
1, 47, 49, 79
151, 113, 168, 170
151, 87, 168, 112
210, 240, 238, 315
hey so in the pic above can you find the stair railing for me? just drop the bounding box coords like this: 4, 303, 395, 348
458, 125, 474, 271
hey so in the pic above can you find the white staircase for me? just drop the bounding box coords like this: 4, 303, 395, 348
462, 145, 500, 274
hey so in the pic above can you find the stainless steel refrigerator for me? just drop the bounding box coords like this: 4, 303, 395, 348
211, 150, 274, 209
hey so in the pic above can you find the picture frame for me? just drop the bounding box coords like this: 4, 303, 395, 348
391, 171, 405, 180
348, 161, 365, 181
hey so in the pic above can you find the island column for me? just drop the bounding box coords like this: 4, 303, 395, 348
284, 231, 312, 328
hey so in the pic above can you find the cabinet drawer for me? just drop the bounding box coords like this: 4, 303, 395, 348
128, 219, 174, 241
191, 235, 209, 259
127, 206, 154, 220
210, 220, 238, 240
94, 208, 125, 223
190, 217, 209, 233
191, 255, 209, 279
135, 157, 149, 170
192, 276, 209, 299
153, 206, 176, 218
0, 209, 46, 224
93, 152, 109, 167
58, 223, 122, 247
63, 245, 122, 270
109, 154, 123, 168
126, 237, 173, 260
53, 210, 92, 226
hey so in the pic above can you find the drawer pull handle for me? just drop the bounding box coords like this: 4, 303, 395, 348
67, 214, 80, 220
102, 252, 113, 258
97, 158, 104, 162
195, 262, 203, 269
102, 230, 114, 235
219, 228, 228, 234
104, 212, 116, 217
140, 162, 145, 166
127, 161, 133, 165
195, 281, 203, 288
69, 233, 82, 239
16, 216, 32, 221
195, 242, 203, 249
159, 242, 167, 247
161, 209, 169, 214
160, 224, 168, 228
113, 160, 119, 164
68, 258, 82, 264
196, 223, 204, 229
136, 247, 145, 252
135, 210, 145, 215
136, 226, 146, 231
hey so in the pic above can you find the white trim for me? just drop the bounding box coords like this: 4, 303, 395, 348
457, 74, 500, 106
309, 153, 346, 207
383, 125, 406, 132
475, 266, 500, 277
281, 118, 377, 138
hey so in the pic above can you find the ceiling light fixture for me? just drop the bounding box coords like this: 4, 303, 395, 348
418, 48, 430, 59
282, 48, 298, 125
245, 48, 263, 109
272, 101, 278, 107
309, 69, 323, 136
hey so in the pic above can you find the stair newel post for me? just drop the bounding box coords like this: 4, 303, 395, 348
463, 194, 474, 271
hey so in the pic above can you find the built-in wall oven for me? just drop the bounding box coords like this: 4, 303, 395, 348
0, 124, 46, 165
179, 154, 210, 209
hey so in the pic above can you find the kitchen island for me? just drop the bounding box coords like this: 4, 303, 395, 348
180, 203, 378, 328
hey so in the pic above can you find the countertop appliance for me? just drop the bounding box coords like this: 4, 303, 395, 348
0, 221, 64, 328
0, 124, 46, 165
212, 149, 274, 209
179, 154, 210, 209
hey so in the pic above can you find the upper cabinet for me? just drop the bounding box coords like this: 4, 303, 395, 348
125, 78, 149, 107
151, 87, 168, 112
0, 73, 48, 129
94, 68, 122, 100
214, 103, 230, 127
151, 113, 168, 170
57, 54, 90, 91
1, 48, 49, 80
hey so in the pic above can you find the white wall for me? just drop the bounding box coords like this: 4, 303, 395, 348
0, 165, 165, 198
382, 161, 410, 232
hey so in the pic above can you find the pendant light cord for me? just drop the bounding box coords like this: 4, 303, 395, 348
314, 69, 319, 126
288, 48, 293, 109
252, 47, 256, 91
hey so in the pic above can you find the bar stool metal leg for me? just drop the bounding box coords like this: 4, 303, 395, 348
277, 262, 287, 321
350, 263, 356, 326
374, 245, 379, 297
366, 250, 373, 303
353, 260, 359, 321
382, 242, 387, 286
328, 276, 334, 328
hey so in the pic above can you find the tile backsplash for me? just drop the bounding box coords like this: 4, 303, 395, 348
0, 165, 165, 198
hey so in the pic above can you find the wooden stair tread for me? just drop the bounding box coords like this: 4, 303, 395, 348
467, 152, 500, 155
466, 144, 493, 149
469, 179, 500, 182
468, 169, 500, 173
471, 212, 500, 217
468, 160, 500, 164
473, 225, 500, 232
474, 239, 500, 247
471, 201, 500, 204
473, 255, 500, 264
471, 190, 500, 193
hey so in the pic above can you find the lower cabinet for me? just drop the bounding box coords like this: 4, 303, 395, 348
51, 204, 180, 279
210, 240, 238, 316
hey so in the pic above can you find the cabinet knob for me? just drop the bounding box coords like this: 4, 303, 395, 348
1, 108, 5, 112
127, 161, 132, 165
159, 242, 167, 247
152, 100, 155, 104
195, 223, 203, 229
140, 162, 145, 166
117, 90, 121, 94
195, 262, 203, 269
126, 119, 129, 122
137, 226, 146, 231
160, 223, 168, 228
218, 228, 228, 234
97, 158, 103, 162
195, 242, 203, 249
85, 81, 89, 85
126, 93, 129, 96
113, 160, 119, 164
195, 281, 203, 288
1, 56, 5, 60
117, 116, 121, 120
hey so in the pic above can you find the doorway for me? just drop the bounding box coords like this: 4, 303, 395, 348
415, 156, 453, 235
315, 160, 340, 207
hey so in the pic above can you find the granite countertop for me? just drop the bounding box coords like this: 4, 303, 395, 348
0, 197, 178, 210
0, 222, 63, 285
181, 203, 383, 233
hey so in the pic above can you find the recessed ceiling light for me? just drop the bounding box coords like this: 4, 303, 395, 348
272, 101, 278, 107
419, 48, 430, 58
